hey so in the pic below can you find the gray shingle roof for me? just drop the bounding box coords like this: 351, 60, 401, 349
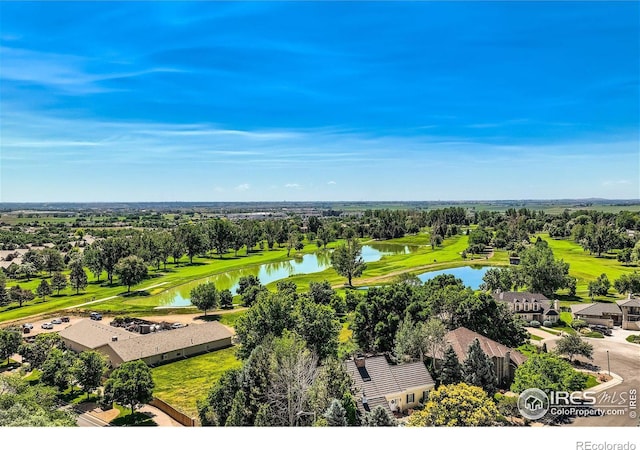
59, 318, 137, 349
617, 297, 640, 308
492, 291, 550, 303
107, 322, 232, 363
571, 302, 622, 317
444, 327, 527, 366
344, 355, 434, 402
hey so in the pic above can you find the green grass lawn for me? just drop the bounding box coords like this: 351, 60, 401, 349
560, 312, 573, 325
0, 241, 343, 323
111, 404, 157, 426
339, 321, 353, 343
536, 234, 639, 301
529, 334, 543, 341
585, 375, 600, 389
151, 346, 241, 418
517, 343, 539, 357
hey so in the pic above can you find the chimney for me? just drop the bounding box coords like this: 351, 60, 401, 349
355, 355, 366, 368
629, 293, 632, 300
554, 299, 558, 311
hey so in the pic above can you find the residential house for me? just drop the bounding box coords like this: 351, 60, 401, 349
570, 302, 623, 328
60, 318, 233, 367
344, 355, 435, 417
616, 295, 640, 331
440, 327, 527, 386
492, 291, 559, 324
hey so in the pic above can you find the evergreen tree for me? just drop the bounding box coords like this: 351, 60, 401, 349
462, 338, 496, 394
439, 345, 463, 386
254, 403, 272, 426
323, 398, 347, 427
36, 279, 52, 302
363, 405, 398, 427
219, 289, 234, 309
225, 390, 248, 426
50, 272, 68, 295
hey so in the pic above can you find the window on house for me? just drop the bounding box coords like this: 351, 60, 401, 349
422, 391, 429, 403
407, 393, 415, 404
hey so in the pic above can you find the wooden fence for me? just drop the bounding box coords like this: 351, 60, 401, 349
149, 397, 198, 427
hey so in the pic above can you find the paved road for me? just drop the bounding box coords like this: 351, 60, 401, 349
542, 332, 640, 427
77, 412, 110, 427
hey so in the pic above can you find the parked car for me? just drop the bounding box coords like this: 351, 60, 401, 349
23, 323, 34, 330
51, 318, 62, 325
60, 316, 70, 323
22, 326, 31, 334
89, 312, 102, 321
592, 325, 612, 336
41, 323, 53, 330
171, 323, 184, 329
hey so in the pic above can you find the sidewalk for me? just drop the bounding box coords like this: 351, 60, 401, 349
576, 369, 623, 393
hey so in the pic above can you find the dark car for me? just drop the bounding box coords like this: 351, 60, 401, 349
22, 326, 31, 334
89, 312, 102, 321
592, 325, 612, 336
61, 316, 70, 323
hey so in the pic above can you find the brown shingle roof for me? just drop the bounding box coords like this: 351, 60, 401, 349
107, 322, 233, 363
444, 327, 526, 366
59, 318, 137, 349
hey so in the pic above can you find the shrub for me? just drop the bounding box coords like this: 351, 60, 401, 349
529, 320, 541, 328
572, 319, 588, 330
543, 320, 553, 327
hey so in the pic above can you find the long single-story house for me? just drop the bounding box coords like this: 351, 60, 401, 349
60, 318, 233, 367
344, 355, 435, 417
491, 291, 559, 324
440, 326, 527, 386
570, 302, 623, 328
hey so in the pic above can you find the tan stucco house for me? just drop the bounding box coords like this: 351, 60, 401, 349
617, 296, 640, 331
344, 355, 435, 416
60, 318, 233, 367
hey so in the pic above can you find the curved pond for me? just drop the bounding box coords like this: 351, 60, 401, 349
417, 265, 490, 290
155, 244, 416, 307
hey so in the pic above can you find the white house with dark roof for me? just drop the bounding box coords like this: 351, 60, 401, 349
491, 291, 559, 324
344, 355, 435, 416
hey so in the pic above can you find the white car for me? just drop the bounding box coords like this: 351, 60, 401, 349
171, 323, 184, 329
41, 322, 54, 330
23, 323, 34, 329
51, 318, 62, 325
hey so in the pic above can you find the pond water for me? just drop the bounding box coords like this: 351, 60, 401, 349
155, 244, 416, 307
417, 265, 490, 290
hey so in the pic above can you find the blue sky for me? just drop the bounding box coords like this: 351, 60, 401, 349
1, 1, 638, 202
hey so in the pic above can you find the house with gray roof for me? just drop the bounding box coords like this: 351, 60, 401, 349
491, 291, 559, 324
571, 302, 623, 328
60, 318, 233, 367
616, 295, 640, 330
344, 355, 435, 417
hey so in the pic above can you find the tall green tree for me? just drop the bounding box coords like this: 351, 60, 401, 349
68, 257, 88, 294
554, 334, 593, 363
323, 398, 347, 427
99, 237, 130, 285
36, 279, 52, 302
177, 223, 206, 264
103, 360, 155, 416
439, 345, 463, 386
511, 353, 588, 394
18, 333, 65, 369
75, 351, 107, 398
41, 348, 76, 391
41, 248, 65, 276
462, 338, 496, 394
114, 255, 147, 293
83, 244, 104, 282
219, 289, 234, 309
362, 405, 398, 427
0, 272, 7, 306
190, 282, 220, 316
517, 239, 570, 296
330, 237, 366, 287
236, 275, 265, 307
225, 390, 249, 426
50, 271, 68, 295
0, 328, 21, 364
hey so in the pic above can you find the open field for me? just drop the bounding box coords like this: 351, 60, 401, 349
151, 346, 241, 418
535, 234, 638, 302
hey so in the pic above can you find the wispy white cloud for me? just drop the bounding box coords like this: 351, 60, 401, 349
327, 181, 337, 185
235, 183, 250, 191
284, 183, 301, 188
